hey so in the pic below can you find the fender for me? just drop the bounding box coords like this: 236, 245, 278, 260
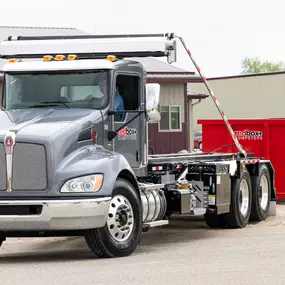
53, 145, 135, 197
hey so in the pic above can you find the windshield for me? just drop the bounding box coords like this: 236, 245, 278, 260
2, 70, 109, 110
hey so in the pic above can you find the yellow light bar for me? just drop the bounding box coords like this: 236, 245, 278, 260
43, 55, 53, 61
67, 54, 77, 60
106, 55, 116, 62
55, 55, 65, 61
8, 58, 17, 63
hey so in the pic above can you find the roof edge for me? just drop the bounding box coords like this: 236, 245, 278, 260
207, 70, 285, 81
148, 71, 196, 75
187, 90, 209, 99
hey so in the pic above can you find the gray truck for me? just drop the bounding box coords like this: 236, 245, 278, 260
0, 33, 276, 258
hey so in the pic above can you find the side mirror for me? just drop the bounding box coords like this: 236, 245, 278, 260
146, 83, 161, 122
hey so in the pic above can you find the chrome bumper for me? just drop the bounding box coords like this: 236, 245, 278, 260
0, 197, 111, 231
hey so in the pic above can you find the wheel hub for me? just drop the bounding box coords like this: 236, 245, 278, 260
107, 195, 134, 242
118, 209, 128, 225
239, 179, 249, 217
260, 175, 269, 211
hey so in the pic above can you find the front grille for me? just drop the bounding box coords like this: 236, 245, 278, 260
0, 143, 48, 191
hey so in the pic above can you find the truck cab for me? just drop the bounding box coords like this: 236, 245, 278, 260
1, 53, 161, 193
0, 39, 161, 257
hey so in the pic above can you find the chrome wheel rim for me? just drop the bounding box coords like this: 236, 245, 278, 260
239, 179, 249, 217
107, 195, 134, 242
260, 175, 269, 211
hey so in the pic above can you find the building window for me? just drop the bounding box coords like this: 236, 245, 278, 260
159, 105, 181, 131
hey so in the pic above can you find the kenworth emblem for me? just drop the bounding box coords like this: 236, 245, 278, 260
4, 131, 16, 192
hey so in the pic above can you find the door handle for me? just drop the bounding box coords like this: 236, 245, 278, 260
136, 151, 140, 161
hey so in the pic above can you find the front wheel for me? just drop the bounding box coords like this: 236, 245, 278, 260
85, 178, 142, 258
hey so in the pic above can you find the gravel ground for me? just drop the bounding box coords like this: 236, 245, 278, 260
1, 203, 285, 285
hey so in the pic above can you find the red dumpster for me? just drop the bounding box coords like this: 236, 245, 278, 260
197, 118, 285, 199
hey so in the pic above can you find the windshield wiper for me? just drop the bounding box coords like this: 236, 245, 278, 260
28, 100, 70, 108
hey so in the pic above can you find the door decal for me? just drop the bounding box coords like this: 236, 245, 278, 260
118, 127, 137, 141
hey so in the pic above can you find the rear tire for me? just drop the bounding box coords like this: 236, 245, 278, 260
204, 213, 227, 228
225, 168, 252, 228
85, 178, 142, 258
250, 164, 271, 221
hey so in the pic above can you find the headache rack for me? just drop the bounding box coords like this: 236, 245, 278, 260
0, 32, 247, 157
0, 33, 178, 63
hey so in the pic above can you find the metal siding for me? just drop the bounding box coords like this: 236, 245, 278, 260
188, 73, 285, 130
148, 123, 187, 154
159, 83, 185, 122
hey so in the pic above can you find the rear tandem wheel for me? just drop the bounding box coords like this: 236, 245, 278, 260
224, 168, 252, 228
204, 168, 253, 229
250, 164, 271, 221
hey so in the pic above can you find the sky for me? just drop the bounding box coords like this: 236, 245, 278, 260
0, 0, 284, 77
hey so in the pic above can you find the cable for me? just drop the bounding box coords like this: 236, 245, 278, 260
208, 143, 236, 154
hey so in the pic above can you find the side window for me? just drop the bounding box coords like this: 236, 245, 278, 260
159, 105, 182, 131
114, 74, 140, 122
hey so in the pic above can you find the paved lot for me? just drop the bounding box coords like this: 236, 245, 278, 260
1, 204, 285, 285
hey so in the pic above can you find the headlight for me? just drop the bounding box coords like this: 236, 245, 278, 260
60, 174, 103, 193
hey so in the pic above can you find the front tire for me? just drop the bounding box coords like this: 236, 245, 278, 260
225, 168, 252, 228
85, 178, 142, 258
250, 164, 271, 221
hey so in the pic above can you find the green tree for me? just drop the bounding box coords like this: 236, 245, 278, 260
241, 57, 285, 74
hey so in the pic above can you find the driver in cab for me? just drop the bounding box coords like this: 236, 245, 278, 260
86, 76, 125, 121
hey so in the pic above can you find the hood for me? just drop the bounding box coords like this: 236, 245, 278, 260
0, 108, 103, 139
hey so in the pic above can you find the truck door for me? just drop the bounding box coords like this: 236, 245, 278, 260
113, 73, 144, 169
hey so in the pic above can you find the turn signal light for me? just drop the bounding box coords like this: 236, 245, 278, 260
8, 58, 17, 63
67, 54, 77, 60
55, 55, 65, 61
106, 55, 116, 62
43, 55, 53, 61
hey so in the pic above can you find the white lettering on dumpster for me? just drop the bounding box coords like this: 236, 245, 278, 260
234, 130, 263, 140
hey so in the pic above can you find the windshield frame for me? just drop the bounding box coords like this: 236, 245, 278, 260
1, 69, 111, 110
